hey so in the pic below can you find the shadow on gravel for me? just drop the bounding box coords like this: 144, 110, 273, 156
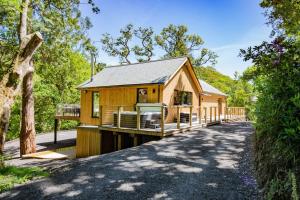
1, 122, 259, 200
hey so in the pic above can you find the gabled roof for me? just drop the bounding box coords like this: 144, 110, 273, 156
199, 79, 227, 96
78, 57, 188, 89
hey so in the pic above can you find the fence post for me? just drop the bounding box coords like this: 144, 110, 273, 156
136, 105, 140, 130
177, 106, 181, 129
161, 105, 165, 134
189, 106, 193, 127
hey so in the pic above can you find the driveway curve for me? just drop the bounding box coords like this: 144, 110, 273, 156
0, 122, 260, 200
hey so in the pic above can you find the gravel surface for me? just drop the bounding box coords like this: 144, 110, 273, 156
0, 122, 260, 200
4, 130, 76, 168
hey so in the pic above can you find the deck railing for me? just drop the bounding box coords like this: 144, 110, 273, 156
225, 107, 246, 121
96, 103, 235, 135
56, 104, 80, 117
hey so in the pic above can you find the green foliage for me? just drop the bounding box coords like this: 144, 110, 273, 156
102, 24, 155, 63
261, 0, 300, 37
194, 66, 234, 93
194, 66, 253, 109
101, 24, 217, 66
0, 165, 48, 192
155, 24, 203, 58
155, 24, 218, 66
1, 1, 95, 140
241, 1, 300, 198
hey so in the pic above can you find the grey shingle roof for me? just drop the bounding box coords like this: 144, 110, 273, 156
199, 79, 227, 96
78, 57, 188, 88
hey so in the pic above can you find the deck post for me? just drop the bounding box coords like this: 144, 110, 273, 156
204, 107, 207, 124
99, 132, 102, 155
54, 118, 58, 144
117, 134, 122, 150
117, 106, 122, 128
161, 105, 165, 134
214, 107, 217, 122
136, 105, 140, 130
218, 107, 221, 122
198, 106, 202, 124
177, 106, 180, 129
113, 132, 117, 151
189, 106, 192, 127
133, 135, 138, 146
210, 107, 212, 123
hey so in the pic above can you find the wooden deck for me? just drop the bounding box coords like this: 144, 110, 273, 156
99, 121, 205, 137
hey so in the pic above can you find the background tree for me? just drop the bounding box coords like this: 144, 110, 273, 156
133, 27, 154, 62
101, 24, 155, 64
101, 24, 134, 64
193, 48, 218, 66
155, 24, 199, 57
155, 24, 217, 66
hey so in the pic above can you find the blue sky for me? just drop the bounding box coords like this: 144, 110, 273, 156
80, 0, 271, 77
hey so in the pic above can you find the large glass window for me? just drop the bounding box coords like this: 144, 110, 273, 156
174, 90, 192, 105
137, 88, 148, 103
92, 92, 100, 118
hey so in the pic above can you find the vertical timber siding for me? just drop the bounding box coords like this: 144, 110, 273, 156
163, 64, 200, 122
76, 126, 101, 158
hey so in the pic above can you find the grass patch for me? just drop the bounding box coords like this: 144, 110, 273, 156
0, 166, 49, 192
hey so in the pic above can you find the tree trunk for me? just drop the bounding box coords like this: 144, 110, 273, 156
0, 32, 42, 154
20, 62, 36, 156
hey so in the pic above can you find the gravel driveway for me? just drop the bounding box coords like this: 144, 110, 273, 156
0, 122, 260, 200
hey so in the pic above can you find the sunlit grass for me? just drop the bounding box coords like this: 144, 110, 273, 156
0, 166, 49, 192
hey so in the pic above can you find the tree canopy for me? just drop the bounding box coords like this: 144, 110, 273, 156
101, 24, 218, 66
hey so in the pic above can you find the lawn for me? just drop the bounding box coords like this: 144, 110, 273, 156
0, 165, 49, 192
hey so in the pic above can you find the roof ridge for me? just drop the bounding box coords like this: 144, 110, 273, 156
104, 56, 188, 68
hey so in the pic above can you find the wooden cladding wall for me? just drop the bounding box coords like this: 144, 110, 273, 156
163, 64, 200, 122
76, 127, 101, 158
201, 95, 226, 115
80, 90, 101, 125
80, 84, 162, 125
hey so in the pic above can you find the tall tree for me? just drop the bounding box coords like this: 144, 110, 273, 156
101, 24, 155, 64
0, 0, 43, 154
101, 24, 134, 64
0, 0, 99, 155
133, 27, 154, 62
155, 24, 203, 57
193, 48, 218, 67
155, 24, 218, 66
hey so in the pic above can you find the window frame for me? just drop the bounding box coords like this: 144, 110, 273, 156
91, 91, 100, 118
137, 88, 148, 103
174, 90, 193, 106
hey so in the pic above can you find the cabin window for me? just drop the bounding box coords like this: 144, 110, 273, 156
92, 91, 100, 118
174, 90, 192, 105
137, 88, 148, 103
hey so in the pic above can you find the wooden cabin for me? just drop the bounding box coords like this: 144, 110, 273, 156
198, 79, 227, 124
75, 57, 227, 157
